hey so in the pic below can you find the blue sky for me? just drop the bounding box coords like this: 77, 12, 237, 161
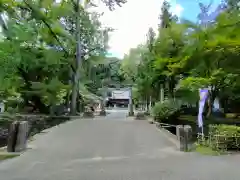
91, 0, 222, 58
176, 0, 222, 22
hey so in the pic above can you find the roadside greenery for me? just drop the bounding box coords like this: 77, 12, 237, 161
0, 0, 126, 114
120, 0, 240, 118
194, 124, 240, 154
151, 99, 182, 122
208, 124, 240, 151
119, 0, 240, 153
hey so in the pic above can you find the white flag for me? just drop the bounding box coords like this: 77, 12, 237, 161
198, 88, 208, 128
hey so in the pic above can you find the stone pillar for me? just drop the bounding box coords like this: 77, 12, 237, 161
15, 121, 29, 152
83, 106, 95, 118
7, 121, 19, 152
184, 125, 192, 151
179, 125, 192, 152
178, 125, 185, 151
100, 87, 106, 116
176, 125, 183, 141
99, 99, 106, 116
128, 87, 134, 116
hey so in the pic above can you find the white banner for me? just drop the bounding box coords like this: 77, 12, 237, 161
198, 88, 208, 128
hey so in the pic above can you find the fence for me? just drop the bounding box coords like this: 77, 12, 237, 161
197, 133, 240, 151
156, 121, 240, 152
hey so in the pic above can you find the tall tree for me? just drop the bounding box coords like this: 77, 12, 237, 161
0, 0, 121, 114
159, 0, 178, 28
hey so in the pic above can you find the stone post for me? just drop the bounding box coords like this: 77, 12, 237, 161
128, 87, 134, 116
100, 87, 106, 116
176, 125, 183, 141
184, 125, 192, 151
178, 125, 185, 151
179, 125, 193, 152
83, 106, 95, 118
15, 121, 29, 152
7, 121, 19, 152
99, 99, 106, 116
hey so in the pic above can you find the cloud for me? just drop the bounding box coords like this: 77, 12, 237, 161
91, 0, 184, 58
171, 4, 184, 17
168, 0, 184, 17
95, 0, 162, 58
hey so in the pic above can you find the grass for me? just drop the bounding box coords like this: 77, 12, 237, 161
0, 148, 20, 161
195, 144, 223, 156
0, 154, 19, 160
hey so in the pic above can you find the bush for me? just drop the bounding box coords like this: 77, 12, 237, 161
151, 99, 182, 123
209, 125, 240, 151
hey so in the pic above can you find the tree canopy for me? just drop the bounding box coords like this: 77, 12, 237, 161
0, 0, 126, 114
119, 0, 240, 114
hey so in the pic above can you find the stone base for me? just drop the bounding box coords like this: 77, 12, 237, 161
135, 112, 146, 120
148, 120, 154, 124
83, 111, 94, 118
128, 111, 134, 116
99, 110, 106, 116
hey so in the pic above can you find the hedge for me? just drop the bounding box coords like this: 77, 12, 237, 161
151, 99, 182, 123
208, 124, 240, 151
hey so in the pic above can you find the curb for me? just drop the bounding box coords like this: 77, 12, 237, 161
150, 119, 180, 149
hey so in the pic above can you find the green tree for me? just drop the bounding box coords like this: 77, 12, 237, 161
0, 0, 125, 114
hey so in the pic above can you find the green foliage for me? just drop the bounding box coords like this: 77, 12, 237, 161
120, 2, 240, 116
195, 144, 220, 156
0, 0, 125, 113
175, 89, 198, 105
30, 78, 69, 106
151, 99, 182, 122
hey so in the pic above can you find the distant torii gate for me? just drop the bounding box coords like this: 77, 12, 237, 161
105, 87, 134, 116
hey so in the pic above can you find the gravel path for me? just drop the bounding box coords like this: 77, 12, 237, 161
0, 110, 240, 180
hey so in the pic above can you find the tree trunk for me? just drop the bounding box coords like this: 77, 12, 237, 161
206, 89, 217, 118
168, 76, 175, 99
70, 0, 81, 115
160, 84, 164, 102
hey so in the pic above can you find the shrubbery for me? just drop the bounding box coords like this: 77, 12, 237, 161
151, 99, 182, 123
208, 125, 240, 151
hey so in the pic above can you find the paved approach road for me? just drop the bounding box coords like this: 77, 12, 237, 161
1, 109, 240, 180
